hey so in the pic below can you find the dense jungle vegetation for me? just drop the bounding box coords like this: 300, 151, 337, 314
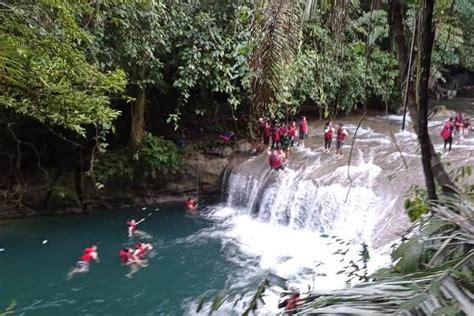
0, 0, 473, 212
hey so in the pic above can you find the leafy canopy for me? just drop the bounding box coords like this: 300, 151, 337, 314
0, 0, 126, 135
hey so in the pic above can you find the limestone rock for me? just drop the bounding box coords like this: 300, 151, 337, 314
235, 139, 252, 153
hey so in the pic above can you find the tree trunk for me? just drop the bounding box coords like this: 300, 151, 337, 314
391, 0, 408, 83
390, 0, 457, 195
130, 86, 146, 147
416, 0, 437, 200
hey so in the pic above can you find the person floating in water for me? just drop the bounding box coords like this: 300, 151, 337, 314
127, 218, 151, 239
268, 149, 286, 171
335, 123, 349, 156
185, 198, 198, 213
297, 116, 308, 148
126, 243, 154, 278
324, 121, 333, 152
440, 117, 454, 151
67, 245, 99, 279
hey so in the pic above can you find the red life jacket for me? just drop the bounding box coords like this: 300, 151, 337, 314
80, 251, 93, 262
119, 249, 129, 263
272, 128, 281, 141
269, 154, 282, 169
83, 247, 94, 254
263, 125, 271, 138
288, 126, 296, 137
299, 121, 308, 133
135, 245, 149, 259
324, 128, 333, 139
440, 122, 453, 140
337, 129, 346, 141
286, 296, 298, 311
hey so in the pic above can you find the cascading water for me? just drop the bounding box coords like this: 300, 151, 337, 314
187, 109, 474, 315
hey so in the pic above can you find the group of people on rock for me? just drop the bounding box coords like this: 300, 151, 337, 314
259, 116, 308, 155
440, 112, 471, 151
260, 116, 350, 171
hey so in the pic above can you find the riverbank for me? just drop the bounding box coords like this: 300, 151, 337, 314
0, 139, 252, 219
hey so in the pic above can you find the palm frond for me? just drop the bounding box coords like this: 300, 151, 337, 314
250, 0, 302, 117
298, 196, 474, 315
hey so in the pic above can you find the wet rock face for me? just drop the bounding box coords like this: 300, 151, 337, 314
166, 153, 230, 194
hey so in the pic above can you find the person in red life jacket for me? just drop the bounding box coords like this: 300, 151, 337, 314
287, 121, 297, 149
133, 242, 153, 260
324, 121, 334, 152
463, 117, 471, 136
271, 122, 282, 150
453, 112, 464, 139
297, 116, 308, 147
335, 123, 349, 156
127, 218, 145, 238
278, 291, 303, 315
262, 120, 271, 149
185, 198, 197, 211
67, 245, 99, 279
119, 248, 132, 264
440, 117, 455, 151
125, 243, 153, 278
267, 149, 286, 171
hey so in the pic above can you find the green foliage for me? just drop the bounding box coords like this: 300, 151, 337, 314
0, 0, 126, 135
275, 7, 398, 119
298, 197, 474, 315
404, 185, 430, 222
90, 0, 168, 87
91, 133, 180, 188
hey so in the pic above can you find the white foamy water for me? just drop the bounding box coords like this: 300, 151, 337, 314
186, 109, 474, 314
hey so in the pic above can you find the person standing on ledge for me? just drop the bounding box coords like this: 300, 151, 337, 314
335, 123, 349, 156
324, 121, 334, 152
440, 117, 454, 151
297, 116, 308, 148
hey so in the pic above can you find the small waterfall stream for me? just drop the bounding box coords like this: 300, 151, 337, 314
194, 112, 474, 314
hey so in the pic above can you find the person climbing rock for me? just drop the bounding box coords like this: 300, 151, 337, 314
335, 123, 349, 156
67, 245, 99, 279
324, 121, 333, 152
297, 116, 308, 147
440, 117, 454, 151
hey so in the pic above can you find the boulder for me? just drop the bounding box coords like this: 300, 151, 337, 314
235, 139, 252, 153
428, 105, 456, 119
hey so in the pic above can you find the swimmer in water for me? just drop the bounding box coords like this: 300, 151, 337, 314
127, 218, 152, 239
126, 243, 154, 278
67, 245, 99, 279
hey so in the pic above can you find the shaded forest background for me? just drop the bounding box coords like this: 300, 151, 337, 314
1, 0, 473, 214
